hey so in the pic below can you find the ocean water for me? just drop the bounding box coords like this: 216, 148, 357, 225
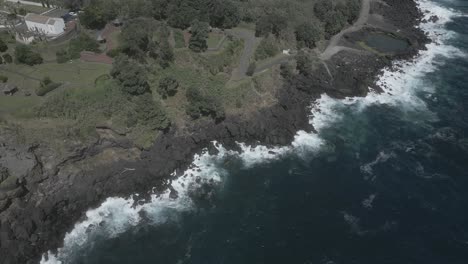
41, 0, 468, 263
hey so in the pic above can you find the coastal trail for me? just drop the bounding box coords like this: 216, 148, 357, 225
320, 0, 371, 60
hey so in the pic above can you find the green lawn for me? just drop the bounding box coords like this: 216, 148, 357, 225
19, 4, 51, 14
173, 29, 185, 49
207, 33, 224, 49
0, 96, 42, 118
32, 62, 111, 85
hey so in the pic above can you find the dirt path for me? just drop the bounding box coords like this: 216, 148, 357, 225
321, 0, 371, 60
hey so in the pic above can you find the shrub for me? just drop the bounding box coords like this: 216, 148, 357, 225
18, 8, 27, 16
56, 49, 69, 63
157, 77, 179, 98
0, 75, 8, 83
36, 77, 61, 96
246, 62, 256, 76
106, 48, 121, 58
2, 54, 12, 64
0, 39, 8, 52
15, 44, 43, 66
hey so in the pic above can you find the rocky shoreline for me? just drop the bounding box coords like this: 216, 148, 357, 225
0, 0, 429, 263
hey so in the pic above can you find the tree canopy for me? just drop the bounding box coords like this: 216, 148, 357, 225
14, 44, 43, 66
110, 55, 150, 95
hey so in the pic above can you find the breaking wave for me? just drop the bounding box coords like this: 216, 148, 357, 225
40, 1, 465, 263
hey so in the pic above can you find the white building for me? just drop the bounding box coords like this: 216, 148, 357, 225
24, 13, 65, 36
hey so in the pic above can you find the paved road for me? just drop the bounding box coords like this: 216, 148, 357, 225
321, 0, 371, 60
227, 28, 259, 80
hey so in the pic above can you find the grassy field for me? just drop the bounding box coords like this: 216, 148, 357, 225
207, 33, 225, 49
173, 29, 185, 49
20, 4, 50, 14
0, 96, 42, 118
0, 61, 111, 92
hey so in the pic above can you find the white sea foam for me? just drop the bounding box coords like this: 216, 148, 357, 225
41, 1, 465, 262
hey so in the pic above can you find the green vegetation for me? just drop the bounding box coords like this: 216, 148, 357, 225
295, 22, 322, 48
0, 75, 8, 83
110, 55, 150, 95
2, 54, 12, 64
186, 86, 225, 121
120, 18, 174, 68
56, 33, 100, 63
36, 76, 61, 96
15, 44, 43, 66
173, 29, 186, 48
157, 77, 179, 98
195, 39, 243, 75
189, 20, 209, 53
246, 62, 256, 76
0, 39, 8, 53
254, 35, 279, 61
296, 51, 312, 76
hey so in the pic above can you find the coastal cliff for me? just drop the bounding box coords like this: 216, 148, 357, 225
0, 0, 429, 263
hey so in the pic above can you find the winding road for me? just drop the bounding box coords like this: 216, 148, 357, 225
320, 0, 371, 60
229, 0, 371, 78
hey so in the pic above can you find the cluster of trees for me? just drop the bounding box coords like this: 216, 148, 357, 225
314, 0, 361, 38
0, 39, 11, 65
110, 54, 171, 131
78, 0, 240, 30
119, 18, 174, 67
56, 33, 100, 63
14, 44, 43, 66
295, 22, 322, 48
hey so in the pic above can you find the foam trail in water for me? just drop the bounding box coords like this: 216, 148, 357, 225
41, 1, 465, 262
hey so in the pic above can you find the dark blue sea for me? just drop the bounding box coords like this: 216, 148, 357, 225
42, 0, 468, 263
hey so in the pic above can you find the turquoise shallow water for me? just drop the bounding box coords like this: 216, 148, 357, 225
46, 1, 468, 263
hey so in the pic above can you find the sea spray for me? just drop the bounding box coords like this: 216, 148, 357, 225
40, 1, 465, 262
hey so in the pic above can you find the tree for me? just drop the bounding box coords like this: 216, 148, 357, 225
157, 77, 179, 98
324, 11, 346, 38
246, 62, 256, 76
208, 0, 239, 29
280, 63, 293, 80
295, 22, 322, 48
186, 86, 225, 121
0, 39, 8, 52
2, 54, 12, 64
110, 55, 150, 95
296, 51, 312, 76
14, 44, 43, 66
189, 20, 209, 53
314, 0, 333, 21
79, 2, 112, 29
158, 40, 174, 68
